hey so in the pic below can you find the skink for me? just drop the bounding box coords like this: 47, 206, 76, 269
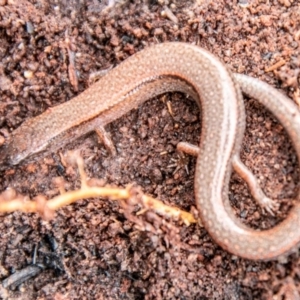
1, 42, 300, 260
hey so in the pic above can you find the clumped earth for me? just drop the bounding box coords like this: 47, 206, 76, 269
0, 0, 300, 299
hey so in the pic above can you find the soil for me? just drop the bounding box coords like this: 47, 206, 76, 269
0, 0, 300, 299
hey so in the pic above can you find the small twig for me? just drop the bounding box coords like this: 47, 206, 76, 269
0, 152, 196, 226
65, 30, 78, 91
265, 59, 286, 72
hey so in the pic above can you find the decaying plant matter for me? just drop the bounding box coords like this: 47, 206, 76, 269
0, 151, 197, 229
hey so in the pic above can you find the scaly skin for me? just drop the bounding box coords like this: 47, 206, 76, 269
1, 43, 300, 260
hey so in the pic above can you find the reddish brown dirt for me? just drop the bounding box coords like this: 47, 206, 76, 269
0, 0, 300, 299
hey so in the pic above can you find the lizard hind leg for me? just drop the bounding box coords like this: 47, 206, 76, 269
177, 141, 278, 215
